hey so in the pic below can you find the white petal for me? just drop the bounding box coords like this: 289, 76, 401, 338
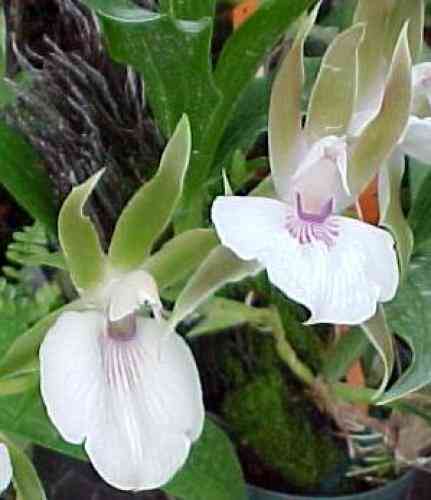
40, 311, 104, 443
106, 270, 162, 322
0, 444, 12, 494
400, 116, 431, 164
211, 196, 287, 261
263, 217, 398, 325
40, 313, 204, 491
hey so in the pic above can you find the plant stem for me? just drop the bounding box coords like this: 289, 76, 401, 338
269, 306, 316, 386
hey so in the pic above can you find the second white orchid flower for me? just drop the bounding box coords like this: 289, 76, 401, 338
212, 6, 411, 325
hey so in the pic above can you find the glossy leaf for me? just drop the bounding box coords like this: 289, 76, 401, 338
361, 305, 394, 399
0, 123, 56, 233
165, 418, 247, 500
59, 171, 106, 292
409, 167, 431, 251
379, 150, 413, 276
268, 4, 319, 199
143, 229, 219, 290
306, 24, 364, 141
109, 116, 192, 270
381, 249, 431, 403
159, 0, 215, 19
3, 433, 47, 500
347, 25, 412, 197
169, 246, 261, 327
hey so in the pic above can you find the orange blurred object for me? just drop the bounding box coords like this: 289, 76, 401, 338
358, 176, 379, 225
232, 0, 258, 29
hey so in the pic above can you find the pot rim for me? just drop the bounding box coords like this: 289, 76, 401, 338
246, 468, 416, 500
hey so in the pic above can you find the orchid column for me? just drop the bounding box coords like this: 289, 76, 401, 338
39, 116, 210, 491
212, 4, 412, 325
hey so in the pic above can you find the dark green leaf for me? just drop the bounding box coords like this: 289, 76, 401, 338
381, 249, 431, 403
409, 166, 431, 251
0, 123, 56, 232
165, 418, 246, 500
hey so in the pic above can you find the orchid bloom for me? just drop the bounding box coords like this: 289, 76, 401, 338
212, 11, 400, 325
400, 63, 431, 163
40, 116, 205, 491
40, 269, 204, 491
0, 444, 12, 494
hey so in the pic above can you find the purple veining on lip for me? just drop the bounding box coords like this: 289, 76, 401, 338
296, 192, 334, 223
285, 193, 339, 247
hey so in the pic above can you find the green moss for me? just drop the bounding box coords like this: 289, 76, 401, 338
223, 372, 344, 492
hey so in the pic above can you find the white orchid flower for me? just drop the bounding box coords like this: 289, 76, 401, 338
0, 444, 12, 494
399, 63, 431, 164
39, 116, 205, 491
212, 11, 401, 325
40, 268, 204, 491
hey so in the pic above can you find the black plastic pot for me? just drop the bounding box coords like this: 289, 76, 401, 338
247, 470, 416, 500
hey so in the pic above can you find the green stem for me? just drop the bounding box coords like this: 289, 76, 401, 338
269, 307, 316, 387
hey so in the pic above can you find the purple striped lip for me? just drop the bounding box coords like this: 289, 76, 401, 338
285, 193, 339, 247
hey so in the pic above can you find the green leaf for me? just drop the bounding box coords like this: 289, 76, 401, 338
268, 4, 318, 198
109, 115, 192, 270
187, 298, 270, 338
323, 328, 370, 383
347, 24, 412, 197
59, 170, 107, 292
380, 249, 431, 403
409, 166, 431, 251
409, 159, 430, 202
165, 418, 246, 500
93, 4, 221, 140
379, 150, 413, 277
361, 305, 394, 399
143, 229, 218, 290
0, 122, 56, 232
214, 77, 270, 174
2, 433, 47, 500
169, 246, 260, 327
159, 0, 215, 19
306, 24, 364, 141
0, 300, 82, 379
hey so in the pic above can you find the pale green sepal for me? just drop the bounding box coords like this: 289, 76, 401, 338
306, 24, 364, 141
59, 170, 107, 293
0, 300, 83, 379
360, 305, 394, 400
379, 149, 413, 277
169, 245, 261, 327
1, 433, 47, 500
385, 0, 424, 64
353, 0, 392, 113
143, 229, 219, 290
187, 298, 270, 339
347, 24, 412, 197
268, 2, 320, 199
222, 170, 233, 196
109, 115, 192, 271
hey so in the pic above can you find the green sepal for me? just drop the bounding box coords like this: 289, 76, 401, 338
169, 245, 261, 327
109, 115, 192, 271
59, 171, 107, 293
379, 150, 414, 277
1, 433, 47, 500
347, 24, 412, 197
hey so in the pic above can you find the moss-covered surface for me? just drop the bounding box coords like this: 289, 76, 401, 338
222, 371, 344, 492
